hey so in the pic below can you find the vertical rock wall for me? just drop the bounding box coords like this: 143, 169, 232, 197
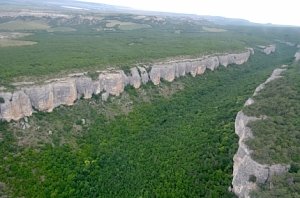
262, 45, 276, 55
0, 50, 252, 122
294, 52, 300, 62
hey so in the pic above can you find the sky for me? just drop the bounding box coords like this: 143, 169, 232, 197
78, 0, 300, 26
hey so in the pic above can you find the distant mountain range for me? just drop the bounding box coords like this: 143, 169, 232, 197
0, 0, 275, 26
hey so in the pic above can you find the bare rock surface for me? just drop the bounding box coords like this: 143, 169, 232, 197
0, 91, 32, 121
149, 50, 250, 85
244, 98, 254, 106
75, 76, 93, 99
99, 71, 127, 96
128, 67, 141, 89
101, 92, 109, 101
261, 44, 276, 55
149, 66, 161, 85
24, 84, 54, 112
218, 51, 250, 67
294, 52, 300, 62
138, 66, 149, 84
202, 56, 219, 71
246, 48, 254, 55
52, 79, 77, 108
253, 68, 286, 96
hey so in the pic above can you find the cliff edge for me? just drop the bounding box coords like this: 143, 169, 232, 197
232, 66, 290, 198
0, 50, 252, 122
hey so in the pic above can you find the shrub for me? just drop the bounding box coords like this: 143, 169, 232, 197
249, 175, 257, 183
0, 97, 4, 104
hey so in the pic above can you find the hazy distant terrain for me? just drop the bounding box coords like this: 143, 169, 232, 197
0, 0, 299, 87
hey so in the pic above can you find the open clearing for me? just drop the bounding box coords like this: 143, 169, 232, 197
47, 27, 77, 32
0, 39, 37, 47
105, 20, 151, 30
0, 32, 32, 39
202, 26, 227, 32
0, 20, 50, 30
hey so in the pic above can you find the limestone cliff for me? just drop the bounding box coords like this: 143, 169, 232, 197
218, 52, 250, 67
98, 70, 128, 96
260, 44, 276, 55
295, 52, 300, 62
128, 67, 142, 89
149, 51, 250, 85
0, 49, 252, 122
232, 66, 289, 198
0, 91, 32, 121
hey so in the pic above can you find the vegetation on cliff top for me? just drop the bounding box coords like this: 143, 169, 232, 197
244, 62, 300, 197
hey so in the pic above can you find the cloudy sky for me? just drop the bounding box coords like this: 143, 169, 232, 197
78, 0, 300, 26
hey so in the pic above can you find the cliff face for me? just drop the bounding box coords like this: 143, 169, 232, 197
295, 52, 300, 62
232, 66, 289, 198
23, 79, 78, 112
262, 45, 276, 55
0, 91, 32, 121
0, 50, 252, 122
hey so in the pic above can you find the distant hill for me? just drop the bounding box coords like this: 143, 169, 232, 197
0, 0, 265, 26
0, 0, 132, 12
198, 15, 256, 26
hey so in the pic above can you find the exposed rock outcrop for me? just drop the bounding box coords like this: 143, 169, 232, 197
232, 66, 289, 198
200, 56, 219, 70
99, 70, 128, 96
24, 84, 54, 112
218, 51, 250, 67
294, 52, 300, 62
128, 67, 141, 89
0, 49, 252, 122
253, 68, 286, 96
52, 79, 77, 108
138, 66, 149, 84
149, 51, 250, 85
75, 76, 94, 99
260, 44, 276, 55
0, 91, 32, 121
23, 79, 78, 113
246, 48, 254, 55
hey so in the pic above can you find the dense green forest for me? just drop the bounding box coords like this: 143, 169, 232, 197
244, 62, 300, 197
0, 44, 296, 197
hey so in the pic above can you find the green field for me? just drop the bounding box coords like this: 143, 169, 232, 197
0, 44, 296, 197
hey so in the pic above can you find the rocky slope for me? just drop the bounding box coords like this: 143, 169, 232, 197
0, 50, 252, 122
232, 66, 290, 198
